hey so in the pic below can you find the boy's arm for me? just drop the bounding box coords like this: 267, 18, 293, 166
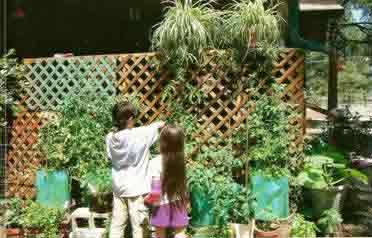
141, 121, 165, 146
105, 134, 112, 161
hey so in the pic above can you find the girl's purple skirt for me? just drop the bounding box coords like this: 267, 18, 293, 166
150, 203, 188, 228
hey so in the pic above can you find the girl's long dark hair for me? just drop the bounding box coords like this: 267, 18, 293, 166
160, 125, 188, 208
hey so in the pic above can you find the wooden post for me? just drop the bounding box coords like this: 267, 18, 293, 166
328, 20, 338, 111
0, 0, 7, 54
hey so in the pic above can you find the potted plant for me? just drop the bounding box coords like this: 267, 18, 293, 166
38, 90, 114, 206
243, 89, 299, 238
187, 144, 256, 237
151, 0, 221, 110
222, 0, 282, 82
151, 0, 221, 78
0, 49, 25, 127
317, 209, 343, 237
187, 163, 218, 227
81, 167, 113, 213
290, 214, 317, 238
0, 198, 24, 237
297, 145, 368, 218
18, 200, 66, 238
245, 90, 296, 216
222, 184, 255, 238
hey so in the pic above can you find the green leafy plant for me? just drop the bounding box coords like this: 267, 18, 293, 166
80, 166, 112, 211
81, 167, 112, 195
19, 201, 65, 238
1, 199, 65, 238
297, 152, 368, 189
246, 87, 300, 178
187, 163, 254, 226
325, 105, 372, 156
151, 0, 220, 110
290, 214, 317, 238
187, 145, 254, 226
0, 198, 24, 227
166, 101, 199, 140
0, 49, 26, 125
38, 90, 113, 180
317, 209, 343, 235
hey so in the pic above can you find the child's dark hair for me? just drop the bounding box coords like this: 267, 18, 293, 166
160, 125, 187, 208
112, 101, 137, 130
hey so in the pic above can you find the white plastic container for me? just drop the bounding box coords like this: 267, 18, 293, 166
69, 208, 110, 238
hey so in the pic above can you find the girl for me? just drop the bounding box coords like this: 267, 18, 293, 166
145, 125, 189, 238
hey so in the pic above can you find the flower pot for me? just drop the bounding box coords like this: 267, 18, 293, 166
229, 222, 254, 238
89, 192, 113, 213
344, 182, 372, 224
306, 186, 346, 218
254, 220, 290, 238
6, 228, 23, 237
254, 225, 280, 238
23, 229, 39, 237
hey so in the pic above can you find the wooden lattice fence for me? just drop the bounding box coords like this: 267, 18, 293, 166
5, 49, 304, 198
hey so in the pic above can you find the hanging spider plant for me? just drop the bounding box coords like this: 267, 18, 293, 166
223, 0, 284, 64
151, 0, 223, 81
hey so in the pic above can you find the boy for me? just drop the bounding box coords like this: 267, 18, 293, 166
106, 101, 164, 238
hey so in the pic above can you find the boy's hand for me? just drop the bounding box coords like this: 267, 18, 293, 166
158, 121, 166, 130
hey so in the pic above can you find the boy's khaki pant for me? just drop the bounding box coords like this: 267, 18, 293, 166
110, 194, 149, 238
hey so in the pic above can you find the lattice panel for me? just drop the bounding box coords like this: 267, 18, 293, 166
117, 49, 305, 146
274, 49, 305, 151
6, 49, 305, 198
5, 112, 48, 199
118, 53, 171, 124
22, 56, 118, 111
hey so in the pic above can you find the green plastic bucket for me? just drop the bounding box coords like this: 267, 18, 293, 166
35, 170, 70, 209
190, 187, 215, 226
251, 175, 289, 221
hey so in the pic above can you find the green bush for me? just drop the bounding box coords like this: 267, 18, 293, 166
290, 214, 317, 238
38, 90, 113, 180
0, 49, 25, 125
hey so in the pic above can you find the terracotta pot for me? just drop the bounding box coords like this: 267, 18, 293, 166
254, 228, 280, 238
6, 228, 23, 237
23, 229, 40, 237
254, 220, 290, 238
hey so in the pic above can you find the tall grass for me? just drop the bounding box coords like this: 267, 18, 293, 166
151, 0, 223, 78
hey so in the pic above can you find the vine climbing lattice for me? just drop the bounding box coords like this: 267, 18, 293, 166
5, 49, 304, 198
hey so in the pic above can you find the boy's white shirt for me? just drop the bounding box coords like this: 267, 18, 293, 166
105, 122, 162, 198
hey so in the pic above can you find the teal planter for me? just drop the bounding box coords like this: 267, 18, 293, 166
35, 170, 70, 209
251, 176, 289, 221
190, 187, 215, 226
